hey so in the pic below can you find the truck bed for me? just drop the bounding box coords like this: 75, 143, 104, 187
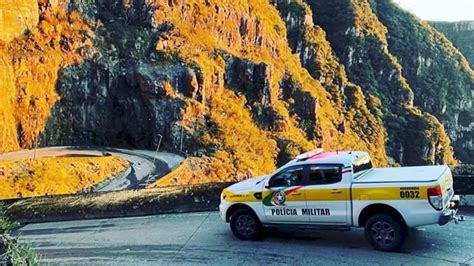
354, 165, 449, 183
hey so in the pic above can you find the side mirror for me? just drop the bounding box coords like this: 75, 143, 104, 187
264, 176, 272, 189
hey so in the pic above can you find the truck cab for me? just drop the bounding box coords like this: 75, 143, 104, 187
219, 149, 461, 251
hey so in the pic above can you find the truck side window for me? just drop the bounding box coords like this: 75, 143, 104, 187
269, 167, 304, 187
308, 166, 341, 185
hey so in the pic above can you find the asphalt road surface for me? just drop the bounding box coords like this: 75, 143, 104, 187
0, 146, 184, 192
15, 209, 474, 265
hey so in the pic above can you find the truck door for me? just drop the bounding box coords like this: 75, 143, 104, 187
262, 166, 309, 223
304, 165, 349, 224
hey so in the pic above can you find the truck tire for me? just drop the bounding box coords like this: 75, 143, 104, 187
364, 214, 406, 252
230, 209, 262, 240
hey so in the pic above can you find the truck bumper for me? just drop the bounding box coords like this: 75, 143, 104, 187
439, 195, 463, 225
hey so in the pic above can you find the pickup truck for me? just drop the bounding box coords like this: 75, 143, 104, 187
219, 149, 462, 251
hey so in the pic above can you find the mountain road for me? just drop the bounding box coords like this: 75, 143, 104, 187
14, 209, 474, 265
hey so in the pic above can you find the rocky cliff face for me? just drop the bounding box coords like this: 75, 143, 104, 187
1, 0, 473, 184
42, 0, 389, 182
429, 20, 474, 161
0, 2, 92, 153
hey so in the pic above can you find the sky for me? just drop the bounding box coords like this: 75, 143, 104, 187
394, 0, 474, 21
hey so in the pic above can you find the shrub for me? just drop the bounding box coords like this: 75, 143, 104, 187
1, 202, 39, 265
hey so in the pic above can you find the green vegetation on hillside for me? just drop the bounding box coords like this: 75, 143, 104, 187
370, 0, 473, 163
307, 0, 458, 166
430, 21, 474, 68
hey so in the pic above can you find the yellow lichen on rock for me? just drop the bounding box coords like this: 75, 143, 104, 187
0, 49, 19, 153
0, 5, 92, 152
145, 0, 388, 186
0, 0, 39, 42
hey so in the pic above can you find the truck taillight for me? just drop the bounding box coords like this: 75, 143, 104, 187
427, 186, 443, 211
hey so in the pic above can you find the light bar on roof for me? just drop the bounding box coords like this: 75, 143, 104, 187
296, 148, 324, 160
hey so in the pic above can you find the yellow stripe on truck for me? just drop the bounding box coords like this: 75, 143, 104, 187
353, 186, 428, 200
289, 187, 429, 201
224, 186, 432, 202
304, 189, 347, 201
223, 189, 259, 202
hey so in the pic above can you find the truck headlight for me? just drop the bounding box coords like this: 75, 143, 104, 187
221, 191, 226, 201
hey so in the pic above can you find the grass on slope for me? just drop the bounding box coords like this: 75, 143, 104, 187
6, 182, 232, 224
0, 156, 129, 200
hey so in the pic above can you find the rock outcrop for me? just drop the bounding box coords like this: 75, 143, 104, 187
0, 3, 92, 153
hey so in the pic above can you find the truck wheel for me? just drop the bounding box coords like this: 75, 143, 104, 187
230, 209, 262, 240
364, 214, 406, 252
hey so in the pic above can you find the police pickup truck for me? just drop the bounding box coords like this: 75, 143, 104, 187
219, 149, 462, 251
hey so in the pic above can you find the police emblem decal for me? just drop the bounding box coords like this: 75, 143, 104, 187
272, 190, 286, 206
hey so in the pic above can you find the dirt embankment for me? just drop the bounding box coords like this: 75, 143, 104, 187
6, 183, 232, 224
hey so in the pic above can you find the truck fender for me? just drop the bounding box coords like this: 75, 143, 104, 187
225, 203, 261, 223
357, 203, 408, 230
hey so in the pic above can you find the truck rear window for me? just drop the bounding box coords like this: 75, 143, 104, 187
352, 154, 373, 175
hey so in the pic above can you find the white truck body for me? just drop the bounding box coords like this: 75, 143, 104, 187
219, 150, 461, 250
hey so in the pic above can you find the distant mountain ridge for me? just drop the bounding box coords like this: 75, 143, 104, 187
430, 21, 474, 68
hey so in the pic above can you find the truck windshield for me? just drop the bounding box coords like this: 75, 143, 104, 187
352, 154, 373, 175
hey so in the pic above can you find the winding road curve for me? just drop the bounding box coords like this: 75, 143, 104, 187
0, 146, 184, 192
14, 209, 474, 265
